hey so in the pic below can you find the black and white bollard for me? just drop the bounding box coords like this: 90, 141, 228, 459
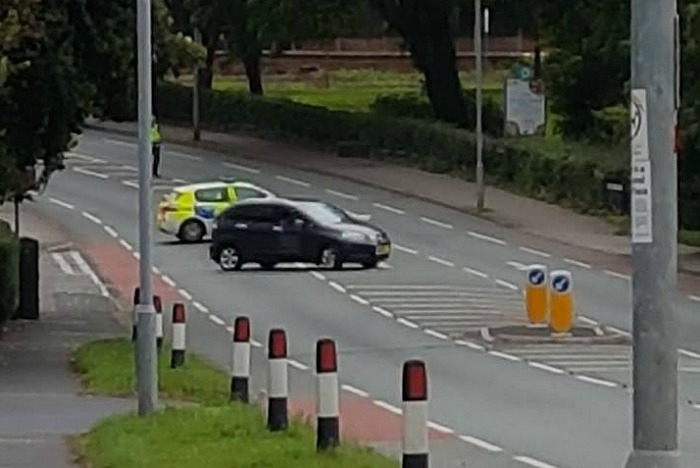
316, 338, 340, 451
154, 295, 163, 350
402, 360, 429, 468
267, 328, 288, 431
170, 303, 186, 368
131, 287, 140, 341
230, 316, 251, 403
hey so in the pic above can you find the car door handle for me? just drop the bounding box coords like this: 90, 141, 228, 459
234, 223, 248, 229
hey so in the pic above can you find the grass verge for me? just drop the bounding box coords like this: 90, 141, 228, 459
73, 339, 397, 468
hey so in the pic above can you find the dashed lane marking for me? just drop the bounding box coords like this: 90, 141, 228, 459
105, 138, 135, 148
397, 317, 419, 329
192, 301, 209, 314
49, 197, 75, 210
81, 211, 102, 225
325, 188, 359, 201
427, 422, 455, 434
690, 295, 700, 302
169, 151, 201, 161
350, 294, 370, 306
161, 275, 176, 287
73, 167, 109, 179
208, 315, 225, 326
372, 400, 402, 415
275, 175, 310, 187
424, 329, 449, 340
341, 384, 370, 398
518, 246, 551, 258
419, 217, 453, 229
119, 239, 132, 251
528, 361, 566, 375
393, 244, 418, 255
467, 231, 507, 245
178, 289, 193, 301
328, 281, 347, 294
288, 359, 309, 371
103, 226, 119, 238
575, 375, 618, 388
495, 279, 519, 291
223, 162, 261, 174
680, 349, 700, 359
564, 258, 591, 269
372, 306, 394, 318
513, 456, 561, 468
427, 256, 455, 267
372, 202, 405, 215
604, 270, 631, 280
488, 351, 521, 362
458, 435, 503, 453
463, 266, 489, 278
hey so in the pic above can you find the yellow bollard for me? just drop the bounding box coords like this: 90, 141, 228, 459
549, 270, 574, 333
524, 265, 548, 324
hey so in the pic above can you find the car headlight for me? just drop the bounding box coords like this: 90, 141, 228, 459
341, 231, 372, 243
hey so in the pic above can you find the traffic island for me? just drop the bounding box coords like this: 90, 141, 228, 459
478, 324, 630, 346
72, 339, 397, 468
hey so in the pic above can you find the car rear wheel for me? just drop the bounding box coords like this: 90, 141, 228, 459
362, 260, 378, 269
259, 262, 276, 270
319, 246, 343, 270
179, 219, 205, 243
219, 245, 242, 271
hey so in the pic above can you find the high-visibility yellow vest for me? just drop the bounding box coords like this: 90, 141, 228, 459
150, 123, 161, 144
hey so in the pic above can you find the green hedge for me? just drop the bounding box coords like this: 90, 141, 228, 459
155, 83, 628, 214
0, 220, 19, 325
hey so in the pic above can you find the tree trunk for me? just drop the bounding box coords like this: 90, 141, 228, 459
422, 43, 467, 126
199, 40, 217, 90
243, 53, 263, 95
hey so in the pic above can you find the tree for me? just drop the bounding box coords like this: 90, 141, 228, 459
173, 0, 365, 94
373, 0, 468, 126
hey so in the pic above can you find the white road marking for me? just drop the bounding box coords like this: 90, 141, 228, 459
578, 316, 599, 326
328, 281, 346, 294
288, 359, 309, 371
495, 279, 519, 291
250, 339, 263, 348
564, 258, 591, 269
172, 178, 189, 184
513, 456, 561, 468
152, 267, 161, 275
575, 375, 618, 388
458, 435, 503, 453
680, 349, 700, 359
424, 329, 449, 340
223, 162, 260, 174
606, 326, 632, 338
275, 175, 310, 187
604, 270, 631, 280
427, 422, 455, 434
49, 197, 74, 210
372, 306, 394, 318
73, 167, 109, 179
132, 251, 140, 260
81, 211, 102, 225
169, 151, 201, 161
506, 261, 527, 270
119, 239, 132, 251
122, 181, 139, 189
397, 317, 419, 329
325, 188, 358, 201
372, 400, 402, 415
488, 351, 521, 362
310, 271, 326, 281
161, 275, 176, 287
105, 138, 135, 148
455, 340, 486, 351
372, 202, 405, 215
192, 301, 209, 314
420, 217, 453, 229
69, 251, 109, 297
103, 226, 119, 238
341, 384, 369, 398
689, 295, 700, 302
51, 253, 75, 275
518, 246, 551, 258
178, 289, 193, 301
350, 294, 369, 306
394, 244, 418, 255
467, 231, 507, 245
428, 256, 455, 267
208, 315, 225, 326
65, 152, 105, 163
528, 361, 566, 374
463, 266, 489, 278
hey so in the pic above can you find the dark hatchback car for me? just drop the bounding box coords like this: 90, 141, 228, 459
209, 198, 391, 271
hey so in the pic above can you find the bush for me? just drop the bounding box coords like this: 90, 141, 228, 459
0, 220, 19, 325
156, 83, 628, 215
369, 90, 504, 137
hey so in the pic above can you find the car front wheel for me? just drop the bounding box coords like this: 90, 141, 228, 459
319, 246, 343, 270
179, 219, 205, 243
219, 245, 242, 271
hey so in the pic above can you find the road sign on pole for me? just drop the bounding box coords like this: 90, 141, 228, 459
625, 0, 680, 464
135, 0, 158, 416
524, 264, 548, 324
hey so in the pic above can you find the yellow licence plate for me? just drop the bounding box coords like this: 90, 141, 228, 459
377, 243, 391, 255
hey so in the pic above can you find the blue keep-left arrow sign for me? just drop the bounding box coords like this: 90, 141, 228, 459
553, 276, 570, 293
528, 269, 545, 286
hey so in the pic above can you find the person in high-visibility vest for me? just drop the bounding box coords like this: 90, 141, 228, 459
151, 116, 162, 178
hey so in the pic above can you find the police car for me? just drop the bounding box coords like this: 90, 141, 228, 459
156, 180, 275, 242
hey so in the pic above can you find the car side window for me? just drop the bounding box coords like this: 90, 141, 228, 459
195, 188, 229, 203
235, 187, 268, 200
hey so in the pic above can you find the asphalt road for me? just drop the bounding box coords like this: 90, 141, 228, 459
30, 129, 700, 468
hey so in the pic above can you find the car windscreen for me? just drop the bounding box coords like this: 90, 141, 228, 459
295, 202, 350, 225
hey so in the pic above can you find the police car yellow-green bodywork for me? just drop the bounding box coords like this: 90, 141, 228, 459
157, 181, 274, 242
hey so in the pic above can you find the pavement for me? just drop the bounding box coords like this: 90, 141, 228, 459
26, 127, 700, 468
0, 205, 133, 468
85, 118, 700, 274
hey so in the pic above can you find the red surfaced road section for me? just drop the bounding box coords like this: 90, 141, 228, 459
81, 242, 455, 444
289, 397, 452, 442
83, 244, 180, 304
